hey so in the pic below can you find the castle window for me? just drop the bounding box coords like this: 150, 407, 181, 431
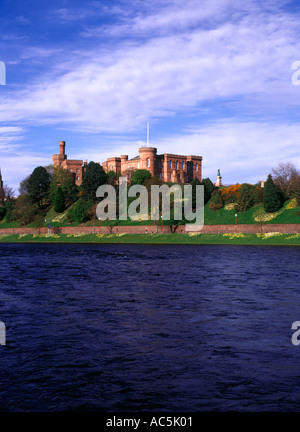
76, 169, 80, 174
175, 161, 178, 170
182, 161, 184, 170
138, 162, 140, 169
195, 163, 198, 172
169, 160, 172, 169
169, 173, 172, 181
69, 168, 72, 173
146, 158, 150, 167
110, 165, 113, 171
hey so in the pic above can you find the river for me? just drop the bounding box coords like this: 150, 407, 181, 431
0, 243, 299, 411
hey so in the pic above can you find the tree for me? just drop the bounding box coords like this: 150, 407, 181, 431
71, 197, 94, 224
200, 178, 215, 204
0, 206, 6, 221
27, 166, 51, 205
272, 162, 299, 200
263, 174, 283, 213
131, 169, 151, 185
19, 175, 30, 196
295, 176, 300, 206
49, 166, 78, 206
4, 201, 13, 222
12, 194, 37, 225
54, 186, 65, 213
208, 189, 224, 210
81, 162, 108, 200
107, 170, 121, 186
236, 183, 255, 212
164, 201, 186, 233
0, 184, 15, 205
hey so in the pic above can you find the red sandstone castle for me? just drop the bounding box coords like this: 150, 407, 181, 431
53, 141, 202, 186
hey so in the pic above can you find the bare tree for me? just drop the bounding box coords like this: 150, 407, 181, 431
3, 185, 15, 201
0, 184, 15, 205
271, 162, 299, 200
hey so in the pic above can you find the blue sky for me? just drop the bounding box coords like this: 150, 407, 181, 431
1, 0, 300, 193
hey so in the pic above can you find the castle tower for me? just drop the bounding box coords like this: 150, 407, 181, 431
53, 141, 67, 166
139, 147, 157, 177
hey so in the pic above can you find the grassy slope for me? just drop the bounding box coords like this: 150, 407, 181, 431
1, 200, 299, 229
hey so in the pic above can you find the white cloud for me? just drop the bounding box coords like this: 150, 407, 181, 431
0, 0, 299, 133
1, 0, 300, 191
0, 127, 50, 192
152, 121, 300, 184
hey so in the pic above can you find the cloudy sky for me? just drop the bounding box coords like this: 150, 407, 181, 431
1, 0, 300, 193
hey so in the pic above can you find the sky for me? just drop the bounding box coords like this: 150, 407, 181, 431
1, 0, 300, 193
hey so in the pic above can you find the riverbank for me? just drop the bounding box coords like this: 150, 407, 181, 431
0, 232, 300, 245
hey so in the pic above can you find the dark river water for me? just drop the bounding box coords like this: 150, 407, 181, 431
0, 243, 299, 412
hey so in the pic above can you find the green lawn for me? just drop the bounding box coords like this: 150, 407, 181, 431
0, 232, 299, 246
204, 201, 300, 225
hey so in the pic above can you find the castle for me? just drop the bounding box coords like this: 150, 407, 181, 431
53, 141, 202, 186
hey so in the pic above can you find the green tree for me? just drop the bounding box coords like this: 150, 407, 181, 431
0, 206, 6, 221
236, 183, 255, 212
82, 162, 108, 200
163, 201, 186, 233
131, 169, 151, 185
12, 194, 37, 225
190, 177, 201, 208
107, 170, 121, 186
263, 174, 283, 213
54, 186, 65, 213
19, 175, 30, 195
208, 189, 224, 210
4, 201, 13, 222
27, 166, 51, 205
295, 176, 300, 206
71, 197, 93, 224
49, 166, 78, 206
201, 178, 215, 204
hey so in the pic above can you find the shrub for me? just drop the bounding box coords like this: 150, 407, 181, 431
236, 183, 261, 212
72, 198, 93, 224
12, 195, 37, 225
208, 190, 224, 210
221, 184, 241, 203
131, 169, 151, 185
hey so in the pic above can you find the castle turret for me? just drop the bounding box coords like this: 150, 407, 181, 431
59, 141, 66, 157
53, 140, 67, 166
139, 147, 157, 177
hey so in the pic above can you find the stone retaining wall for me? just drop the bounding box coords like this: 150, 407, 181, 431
0, 223, 299, 235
